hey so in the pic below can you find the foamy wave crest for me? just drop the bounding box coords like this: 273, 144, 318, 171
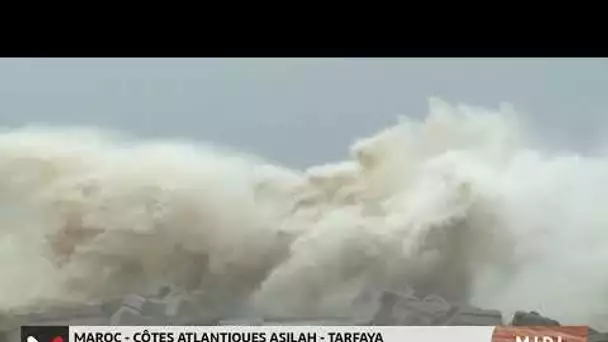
1, 98, 607, 328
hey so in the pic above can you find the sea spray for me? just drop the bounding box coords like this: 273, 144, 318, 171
0, 98, 607, 329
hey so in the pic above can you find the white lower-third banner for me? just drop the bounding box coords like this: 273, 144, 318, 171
20, 325, 590, 342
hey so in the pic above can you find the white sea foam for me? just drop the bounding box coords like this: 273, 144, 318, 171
0, 98, 606, 328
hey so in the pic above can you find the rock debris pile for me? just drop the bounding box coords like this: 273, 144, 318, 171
1, 289, 607, 342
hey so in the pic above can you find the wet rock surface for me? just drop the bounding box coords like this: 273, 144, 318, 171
1, 289, 606, 341
370, 290, 502, 326
589, 332, 608, 342
511, 311, 560, 326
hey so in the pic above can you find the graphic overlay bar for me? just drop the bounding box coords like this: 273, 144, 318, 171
15, 326, 595, 342
492, 326, 589, 342
21, 326, 69, 342
67, 326, 494, 342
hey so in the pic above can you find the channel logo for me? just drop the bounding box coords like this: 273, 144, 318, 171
21, 326, 69, 342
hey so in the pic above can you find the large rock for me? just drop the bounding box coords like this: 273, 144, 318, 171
442, 305, 502, 326
589, 332, 608, 342
370, 290, 502, 326
511, 311, 560, 326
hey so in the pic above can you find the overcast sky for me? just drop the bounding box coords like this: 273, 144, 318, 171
0, 58, 606, 168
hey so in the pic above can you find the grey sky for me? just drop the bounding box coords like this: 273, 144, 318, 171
0, 58, 606, 168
